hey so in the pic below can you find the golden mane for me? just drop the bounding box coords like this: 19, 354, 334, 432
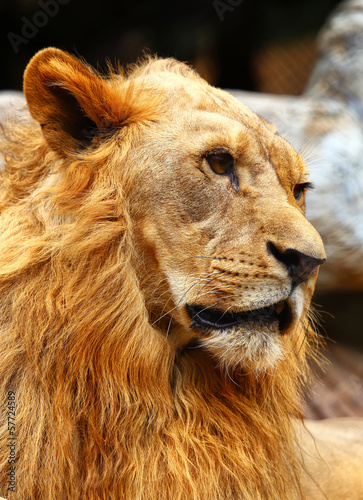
0, 49, 322, 499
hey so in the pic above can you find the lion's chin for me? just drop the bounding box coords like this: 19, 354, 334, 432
199, 324, 286, 374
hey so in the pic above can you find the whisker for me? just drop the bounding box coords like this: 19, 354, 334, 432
177, 255, 227, 265
225, 366, 241, 387
165, 314, 174, 338
151, 270, 227, 325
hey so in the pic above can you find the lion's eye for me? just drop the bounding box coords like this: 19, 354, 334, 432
205, 152, 239, 191
206, 152, 234, 175
293, 182, 313, 201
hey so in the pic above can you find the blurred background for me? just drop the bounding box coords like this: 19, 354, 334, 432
1, 0, 362, 418
1, 0, 341, 92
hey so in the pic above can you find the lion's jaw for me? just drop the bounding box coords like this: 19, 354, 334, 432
130, 73, 325, 374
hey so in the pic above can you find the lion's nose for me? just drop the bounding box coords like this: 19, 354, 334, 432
267, 241, 326, 287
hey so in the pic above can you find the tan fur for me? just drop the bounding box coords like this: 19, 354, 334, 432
298, 418, 363, 499
0, 48, 360, 500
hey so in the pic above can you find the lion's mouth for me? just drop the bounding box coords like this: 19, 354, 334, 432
186, 300, 292, 334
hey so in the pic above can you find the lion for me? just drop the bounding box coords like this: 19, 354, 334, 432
0, 48, 362, 500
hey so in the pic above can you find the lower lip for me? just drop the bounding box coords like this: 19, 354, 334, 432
186, 302, 292, 334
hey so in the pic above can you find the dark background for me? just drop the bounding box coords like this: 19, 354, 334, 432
1, 0, 341, 92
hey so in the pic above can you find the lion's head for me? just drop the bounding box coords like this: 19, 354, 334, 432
20, 49, 326, 375
126, 60, 326, 374
0, 48, 326, 499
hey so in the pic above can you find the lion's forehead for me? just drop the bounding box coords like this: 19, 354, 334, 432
134, 73, 305, 183
139, 113, 305, 195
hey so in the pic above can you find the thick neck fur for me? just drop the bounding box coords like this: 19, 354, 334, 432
0, 124, 310, 500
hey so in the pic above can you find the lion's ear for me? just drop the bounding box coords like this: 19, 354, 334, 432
23, 48, 135, 154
